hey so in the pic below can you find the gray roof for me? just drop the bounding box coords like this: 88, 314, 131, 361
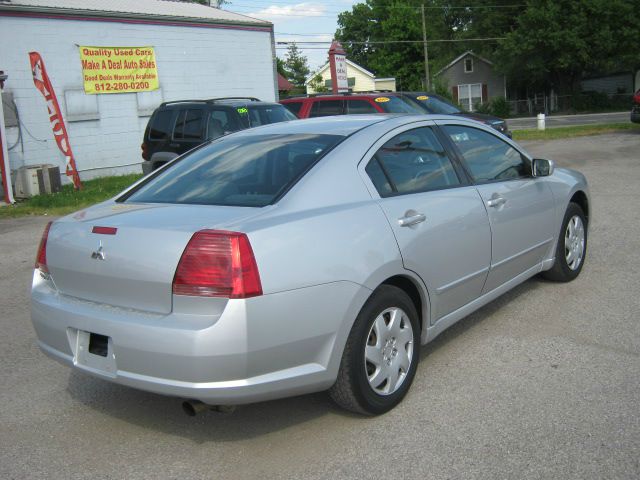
0, 0, 269, 26
434, 50, 494, 77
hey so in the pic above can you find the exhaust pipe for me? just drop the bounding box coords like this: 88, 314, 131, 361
182, 400, 236, 416
182, 399, 210, 416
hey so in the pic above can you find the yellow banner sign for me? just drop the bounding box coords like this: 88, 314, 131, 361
79, 46, 159, 94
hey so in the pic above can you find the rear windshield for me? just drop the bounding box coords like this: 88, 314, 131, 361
242, 104, 298, 127
411, 94, 461, 114
376, 96, 422, 114
122, 134, 343, 207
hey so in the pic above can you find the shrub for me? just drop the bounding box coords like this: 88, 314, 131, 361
491, 96, 510, 118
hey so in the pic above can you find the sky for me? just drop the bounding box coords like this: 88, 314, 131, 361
222, 0, 361, 72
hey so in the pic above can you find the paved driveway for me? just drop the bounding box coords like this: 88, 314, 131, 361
1, 132, 639, 479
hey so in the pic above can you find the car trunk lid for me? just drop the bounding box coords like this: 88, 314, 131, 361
46, 202, 262, 314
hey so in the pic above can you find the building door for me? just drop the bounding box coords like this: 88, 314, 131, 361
457, 83, 483, 111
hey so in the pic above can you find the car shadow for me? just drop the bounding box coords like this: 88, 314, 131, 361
66, 276, 544, 442
419, 276, 541, 362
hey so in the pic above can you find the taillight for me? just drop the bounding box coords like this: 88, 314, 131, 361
141, 142, 149, 161
173, 230, 262, 299
35, 221, 52, 273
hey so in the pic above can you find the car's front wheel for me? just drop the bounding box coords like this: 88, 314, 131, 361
329, 285, 420, 415
542, 202, 587, 282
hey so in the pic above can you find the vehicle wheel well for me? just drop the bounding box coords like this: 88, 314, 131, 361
570, 191, 589, 223
380, 276, 424, 332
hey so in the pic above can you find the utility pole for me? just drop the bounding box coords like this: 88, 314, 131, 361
421, 4, 430, 91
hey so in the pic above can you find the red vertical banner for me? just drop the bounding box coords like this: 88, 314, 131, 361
328, 41, 349, 94
29, 52, 82, 189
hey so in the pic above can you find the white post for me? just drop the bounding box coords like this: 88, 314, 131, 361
0, 86, 16, 204
537, 113, 546, 131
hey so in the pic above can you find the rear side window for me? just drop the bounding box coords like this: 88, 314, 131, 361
376, 97, 421, 114
282, 101, 303, 118
148, 110, 174, 140
367, 127, 460, 196
246, 105, 297, 127
174, 109, 205, 140
346, 100, 378, 114
443, 125, 529, 182
309, 100, 344, 117
122, 134, 344, 207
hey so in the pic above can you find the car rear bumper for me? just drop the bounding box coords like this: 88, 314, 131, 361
31, 272, 369, 404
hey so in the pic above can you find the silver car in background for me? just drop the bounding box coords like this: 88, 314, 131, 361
31, 115, 589, 415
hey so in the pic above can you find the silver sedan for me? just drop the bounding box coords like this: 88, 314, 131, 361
31, 115, 589, 415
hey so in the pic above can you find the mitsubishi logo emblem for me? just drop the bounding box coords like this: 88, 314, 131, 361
91, 241, 105, 260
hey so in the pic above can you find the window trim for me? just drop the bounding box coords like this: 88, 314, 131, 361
457, 83, 483, 112
171, 107, 207, 142
309, 98, 345, 117
359, 124, 470, 199
436, 122, 533, 185
464, 57, 474, 73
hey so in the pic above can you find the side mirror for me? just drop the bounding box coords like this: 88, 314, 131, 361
532, 158, 555, 177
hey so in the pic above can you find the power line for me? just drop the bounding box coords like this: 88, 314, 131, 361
276, 38, 506, 45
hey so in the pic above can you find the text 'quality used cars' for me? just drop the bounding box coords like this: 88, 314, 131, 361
32, 115, 589, 415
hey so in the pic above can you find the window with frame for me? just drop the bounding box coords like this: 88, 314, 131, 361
443, 125, 530, 182
174, 109, 205, 140
366, 127, 461, 196
464, 57, 473, 73
149, 110, 174, 140
346, 99, 378, 114
309, 100, 344, 117
282, 101, 303, 118
457, 83, 482, 112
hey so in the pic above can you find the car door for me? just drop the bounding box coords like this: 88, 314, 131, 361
172, 106, 207, 154
439, 123, 556, 293
359, 123, 492, 322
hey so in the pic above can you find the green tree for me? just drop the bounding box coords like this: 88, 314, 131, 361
276, 57, 287, 78
283, 43, 311, 88
308, 74, 329, 93
336, 1, 472, 90
496, 0, 640, 93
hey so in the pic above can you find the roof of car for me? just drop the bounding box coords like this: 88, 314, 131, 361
281, 92, 404, 101
159, 98, 283, 109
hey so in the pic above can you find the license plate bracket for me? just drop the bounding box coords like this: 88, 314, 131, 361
71, 329, 117, 376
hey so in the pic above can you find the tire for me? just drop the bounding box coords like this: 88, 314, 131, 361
329, 285, 420, 415
541, 202, 587, 282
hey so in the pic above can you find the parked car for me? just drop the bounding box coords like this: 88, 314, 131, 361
32, 114, 589, 416
141, 97, 297, 174
280, 93, 422, 118
631, 89, 640, 124
399, 92, 512, 137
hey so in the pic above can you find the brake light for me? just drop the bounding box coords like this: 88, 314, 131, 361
35, 221, 52, 273
173, 230, 262, 299
141, 142, 149, 161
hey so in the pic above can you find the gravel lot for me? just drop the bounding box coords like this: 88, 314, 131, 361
1, 132, 639, 480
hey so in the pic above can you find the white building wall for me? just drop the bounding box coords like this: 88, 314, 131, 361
0, 15, 275, 180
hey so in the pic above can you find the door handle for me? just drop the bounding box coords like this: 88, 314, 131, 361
398, 212, 426, 227
486, 196, 507, 208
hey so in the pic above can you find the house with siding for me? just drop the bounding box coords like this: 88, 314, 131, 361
305, 59, 396, 94
0, 0, 276, 186
434, 51, 506, 112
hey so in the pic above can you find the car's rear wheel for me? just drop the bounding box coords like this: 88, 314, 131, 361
329, 285, 420, 415
542, 202, 587, 282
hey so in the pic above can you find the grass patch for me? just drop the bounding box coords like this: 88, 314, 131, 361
513, 122, 640, 141
0, 173, 142, 218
